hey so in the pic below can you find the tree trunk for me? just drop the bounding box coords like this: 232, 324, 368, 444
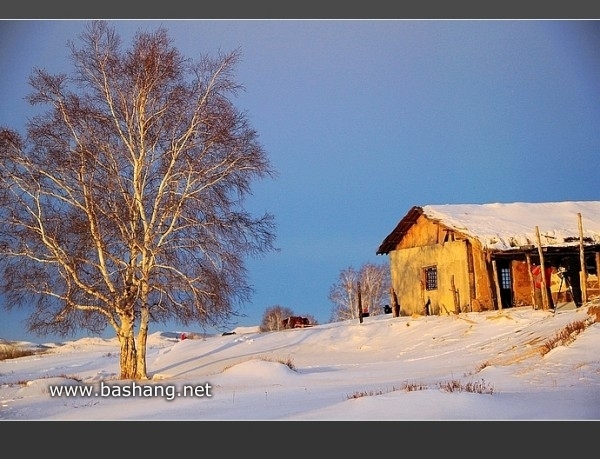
135, 304, 150, 380
118, 316, 137, 379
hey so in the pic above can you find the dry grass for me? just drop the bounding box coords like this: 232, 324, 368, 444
402, 381, 428, 392
0, 342, 48, 361
476, 361, 491, 372
261, 355, 296, 371
587, 305, 600, 323
346, 378, 491, 399
541, 306, 600, 356
6, 373, 82, 387
347, 388, 390, 399
347, 382, 426, 399
221, 355, 296, 373
438, 378, 494, 394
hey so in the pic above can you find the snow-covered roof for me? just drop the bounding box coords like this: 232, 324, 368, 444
377, 201, 600, 254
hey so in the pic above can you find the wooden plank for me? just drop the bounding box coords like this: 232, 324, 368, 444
535, 226, 550, 310
450, 274, 460, 313
357, 281, 363, 324
492, 260, 503, 310
578, 213, 588, 304
525, 253, 536, 309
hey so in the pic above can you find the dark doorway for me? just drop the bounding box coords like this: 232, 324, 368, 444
497, 261, 513, 308
558, 256, 583, 306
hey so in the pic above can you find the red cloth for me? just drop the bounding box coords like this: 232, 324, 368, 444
532, 265, 552, 288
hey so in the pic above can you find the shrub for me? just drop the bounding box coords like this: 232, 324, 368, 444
0, 343, 47, 361
438, 378, 494, 394
587, 305, 600, 323
541, 319, 588, 355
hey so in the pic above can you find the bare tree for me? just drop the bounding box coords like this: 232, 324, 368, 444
329, 263, 390, 322
0, 21, 276, 379
329, 266, 359, 322
260, 305, 295, 332
360, 262, 391, 315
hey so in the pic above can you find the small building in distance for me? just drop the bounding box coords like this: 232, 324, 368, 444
376, 201, 600, 316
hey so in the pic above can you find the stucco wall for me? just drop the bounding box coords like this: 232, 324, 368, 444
390, 240, 471, 316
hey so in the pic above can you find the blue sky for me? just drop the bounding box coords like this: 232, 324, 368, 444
1, 20, 599, 342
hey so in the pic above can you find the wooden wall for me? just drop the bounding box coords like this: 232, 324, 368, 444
388, 215, 495, 315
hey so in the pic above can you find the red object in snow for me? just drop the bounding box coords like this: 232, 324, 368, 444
532, 265, 552, 288
180, 333, 187, 341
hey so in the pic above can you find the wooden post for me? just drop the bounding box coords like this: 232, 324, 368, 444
525, 253, 536, 309
492, 260, 503, 310
450, 275, 460, 313
535, 226, 550, 310
596, 252, 600, 292
357, 281, 363, 324
578, 213, 588, 304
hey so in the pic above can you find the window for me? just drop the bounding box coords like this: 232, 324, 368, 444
500, 267, 511, 290
424, 266, 438, 290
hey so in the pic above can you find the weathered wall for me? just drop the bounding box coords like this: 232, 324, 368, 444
390, 240, 471, 315
469, 246, 494, 311
510, 259, 533, 306
387, 215, 498, 315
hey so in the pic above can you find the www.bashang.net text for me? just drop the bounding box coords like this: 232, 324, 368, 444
48, 381, 212, 402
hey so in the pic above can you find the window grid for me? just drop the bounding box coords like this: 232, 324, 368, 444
500, 267, 511, 290
424, 266, 437, 290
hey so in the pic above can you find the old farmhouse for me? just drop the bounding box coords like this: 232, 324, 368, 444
377, 201, 600, 316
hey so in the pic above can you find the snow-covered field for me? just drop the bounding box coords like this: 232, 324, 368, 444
1, 301, 599, 420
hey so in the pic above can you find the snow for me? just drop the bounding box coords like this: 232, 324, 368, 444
422, 200, 600, 251
2, 301, 600, 420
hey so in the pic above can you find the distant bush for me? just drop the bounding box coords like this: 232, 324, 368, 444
0, 343, 47, 361
259, 305, 295, 332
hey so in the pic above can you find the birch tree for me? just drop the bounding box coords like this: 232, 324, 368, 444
0, 21, 276, 379
329, 263, 390, 322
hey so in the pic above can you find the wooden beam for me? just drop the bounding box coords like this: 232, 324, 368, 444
450, 275, 460, 313
525, 253, 536, 309
492, 260, 503, 310
596, 252, 600, 288
535, 226, 550, 310
357, 281, 363, 324
578, 213, 588, 304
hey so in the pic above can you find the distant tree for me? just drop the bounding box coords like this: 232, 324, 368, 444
260, 305, 294, 332
329, 262, 390, 322
0, 21, 276, 380
329, 266, 359, 322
